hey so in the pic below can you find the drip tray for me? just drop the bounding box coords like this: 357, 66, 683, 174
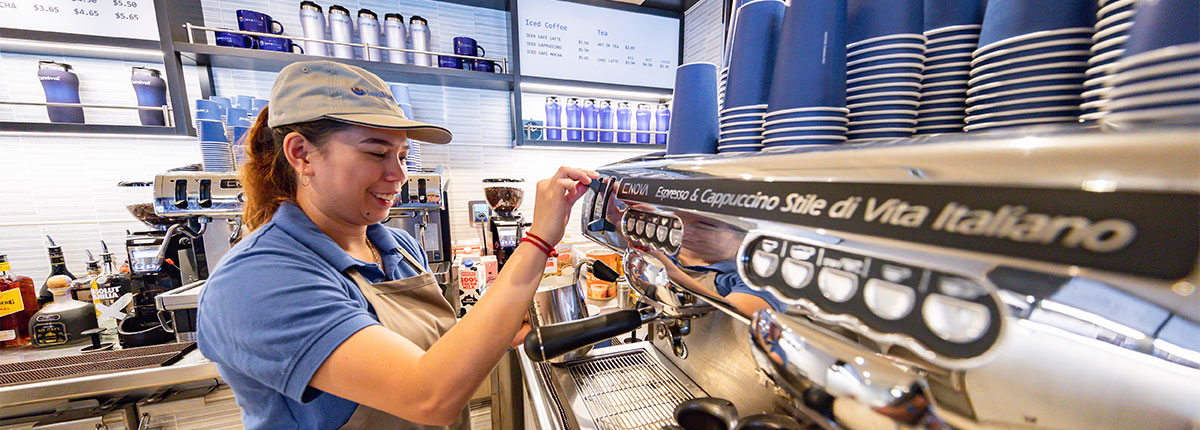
523, 342, 708, 430
0, 342, 195, 387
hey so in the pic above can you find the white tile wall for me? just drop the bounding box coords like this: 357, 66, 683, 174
0, 0, 720, 285
683, 0, 725, 65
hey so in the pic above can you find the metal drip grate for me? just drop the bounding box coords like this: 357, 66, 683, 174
566, 350, 696, 430
0, 342, 194, 386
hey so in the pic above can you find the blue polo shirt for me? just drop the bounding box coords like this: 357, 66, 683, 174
678, 258, 786, 312
197, 202, 428, 430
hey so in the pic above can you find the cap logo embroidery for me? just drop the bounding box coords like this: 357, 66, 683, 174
351, 86, 367, 95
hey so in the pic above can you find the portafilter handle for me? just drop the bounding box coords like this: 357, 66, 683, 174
523, 309, 652, 362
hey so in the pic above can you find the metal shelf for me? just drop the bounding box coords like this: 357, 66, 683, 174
0, 28, 163, 62
0, 122, 181, 135
175, 43, 514, 92
519, 75, 673, 101
515, 137, 665, 150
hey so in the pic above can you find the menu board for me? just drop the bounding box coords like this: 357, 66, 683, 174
518, 0, 679, 89
0, 0, 160, 41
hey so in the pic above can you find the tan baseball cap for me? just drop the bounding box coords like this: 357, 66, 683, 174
268, 61, 452, 144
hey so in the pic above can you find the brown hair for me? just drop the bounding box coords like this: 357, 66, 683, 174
240, 106, 352, 231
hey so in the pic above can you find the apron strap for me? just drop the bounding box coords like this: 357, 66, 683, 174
393, 245, 428, 275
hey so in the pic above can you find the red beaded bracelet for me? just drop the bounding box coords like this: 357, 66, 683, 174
520, 237, 555, 257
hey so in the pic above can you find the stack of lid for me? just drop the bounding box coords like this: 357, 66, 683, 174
845, 0, 925, 140
964, 0, 1097, 132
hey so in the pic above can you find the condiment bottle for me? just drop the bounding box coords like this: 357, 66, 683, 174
30, 275, 97, 348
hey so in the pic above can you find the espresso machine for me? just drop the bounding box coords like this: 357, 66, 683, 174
481, 178, 530, 268
384, 166, 453, 282
516, 127, 1200, 430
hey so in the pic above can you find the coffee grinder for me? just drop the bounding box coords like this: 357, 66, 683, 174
482, 178, 530, 268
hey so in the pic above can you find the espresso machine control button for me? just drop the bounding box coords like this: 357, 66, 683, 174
668, 228, 682, 247
780, 258, 814, 289
818, 268, 858, 302
751, 250, 780, 278
656, 225, 669, 242
198, 179, 213, 208
864, 279, 916, 320
173, 179, 188, 209
417, 178, 428, 203
922, 294, 991, 343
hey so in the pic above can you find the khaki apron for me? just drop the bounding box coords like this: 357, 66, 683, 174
337, 246, 468, 430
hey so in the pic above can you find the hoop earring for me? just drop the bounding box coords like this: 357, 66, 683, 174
301, 175, 311, 187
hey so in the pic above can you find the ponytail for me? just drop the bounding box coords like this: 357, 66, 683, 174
239, 106, 352, 231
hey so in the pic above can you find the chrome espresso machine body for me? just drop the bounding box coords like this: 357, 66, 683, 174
572, 128, 1200, 429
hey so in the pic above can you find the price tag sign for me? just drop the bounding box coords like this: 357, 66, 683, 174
0, 0, 160, 41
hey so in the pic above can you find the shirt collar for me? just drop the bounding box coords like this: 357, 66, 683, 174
271, 202, 401, 273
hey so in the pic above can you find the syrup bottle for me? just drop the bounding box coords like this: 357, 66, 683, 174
0, 254, 39, 348
30, 274, 97, 348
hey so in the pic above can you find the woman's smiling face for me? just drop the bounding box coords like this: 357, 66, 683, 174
305, 125, 410, 226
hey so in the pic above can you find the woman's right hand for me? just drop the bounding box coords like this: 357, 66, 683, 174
527, 166, 599, 245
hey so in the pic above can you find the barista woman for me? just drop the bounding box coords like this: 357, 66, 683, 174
196, 61, 597, 429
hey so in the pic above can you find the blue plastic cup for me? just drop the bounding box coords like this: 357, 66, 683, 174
924, 0, 985, 31
197, 119, 227, 142
978, 0, 1097, 49
666, 63, 721, 156
1122, 0, 1200, 58
848, 0, 923, 44
227, 108, 251, 127
767, 0, 847, 112
195, 99, 221, 121
724, 0, 787, 109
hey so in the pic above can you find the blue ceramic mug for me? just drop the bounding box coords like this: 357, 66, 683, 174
215, 30, 257, 49
473, 59, 504, 73
237, 10, 284, 35
259, 37, 304, 54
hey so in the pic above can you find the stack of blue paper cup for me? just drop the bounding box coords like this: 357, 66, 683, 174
914, 0, 984, 134
720, 0, 757, 110
250, 98, 269, 118
666, 63, 720, 158
1103, 0, 1200, 128
196, 110, 233, 172
207, 96, 231, 122
389, 83, 422, 169
845, 0, 925, 140
718, 0, 785, 154
762, 0, 848, 150
1080, 0, 1139, 122
964, 0, 1097, 132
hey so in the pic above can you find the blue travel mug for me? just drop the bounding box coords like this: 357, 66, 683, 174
598, 100, 614, 142
655, 104, 671, 144
616, 102, 632, 143
635, 104, 652, 143
583, 99, 598, 142
37, 61, 84, 124
131, 67, 167, 126
565, 98, 582, 141
545, 96, 562, 141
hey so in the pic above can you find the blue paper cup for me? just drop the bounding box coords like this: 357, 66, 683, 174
848, 43, 926, 60
966, 84, 1087, 105
767, 0, 848, 111
208, 96, 232, 110
725, 0, 787, 109
967, 74, 1087, 97
666, 63, 721, 156
925, 0, 985, 31
848, 0, 923, 44
848, 53, 926, 70
968, 63, 1088, 87
966, 97, 1084, 116
1122, 0, 1200, 58
972, 51, 1092, 76
918, 100, 967, 110
719, 144, 764, 153
972, 41, 1095, 68
848, 63, 926, 79
925, 31, 981, 48
763, 106, 850, 120
848, 91, 922, 105
765, 120, 851, 131
195, 99, 221, 121
227, 108, 251, 127
849, 73, 924, 88
978, 0, 1097, 49
848, 34, 927, 52
232, 95, 255, 111
764, 128, 850, 139
721, 120, 766, 132
197, 119, 228, 142
976, 28, 1095, 58
763, 135, 847, 147
924, 44, 977, 58
849, 109, 920, 121
967, 107, 1082, 124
